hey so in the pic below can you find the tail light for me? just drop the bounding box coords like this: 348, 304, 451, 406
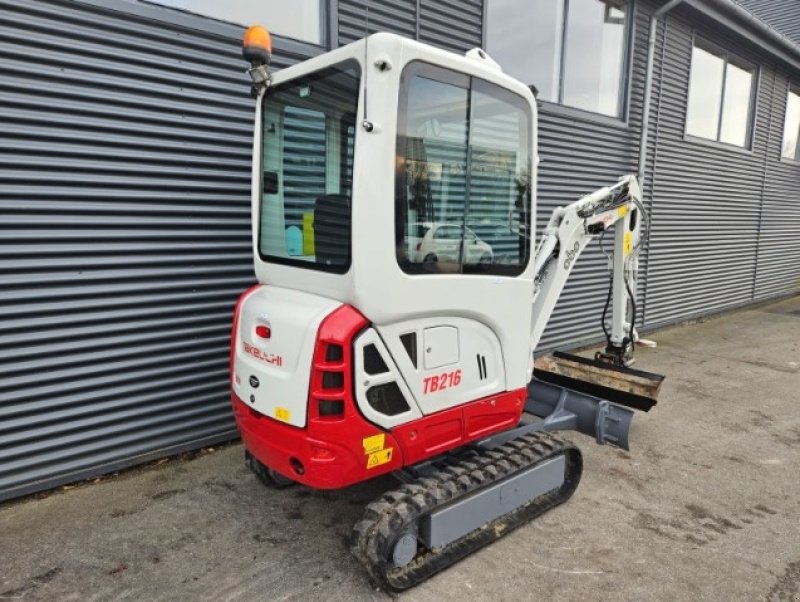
308, 305, 367, 421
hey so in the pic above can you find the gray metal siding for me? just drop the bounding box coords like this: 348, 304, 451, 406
0, 0, 310, 501
734, 0, 800, 46
2, 0, 799, 503
643, 5, 800, 326
493, 0, 800, 345
418, 0, 483, 52
753, 67, 800, 300
337, 0, 483, 51
338, 0, 417, 44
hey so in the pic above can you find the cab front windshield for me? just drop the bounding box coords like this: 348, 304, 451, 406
259, 60, 360, 273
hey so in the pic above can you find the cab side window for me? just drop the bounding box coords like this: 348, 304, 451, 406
395, 62, 533, 276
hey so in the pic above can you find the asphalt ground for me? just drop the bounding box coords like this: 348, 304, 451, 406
1, 295, 799, 601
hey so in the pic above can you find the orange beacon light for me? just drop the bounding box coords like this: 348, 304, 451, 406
243, 25, 272, 66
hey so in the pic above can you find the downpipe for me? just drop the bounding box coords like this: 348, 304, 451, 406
638, 0, 685, 187
526, 379, 634, 450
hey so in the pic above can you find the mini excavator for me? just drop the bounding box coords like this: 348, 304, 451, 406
230, 26, 664, 590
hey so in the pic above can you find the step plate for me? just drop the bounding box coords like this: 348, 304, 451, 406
419, 455, 565, 549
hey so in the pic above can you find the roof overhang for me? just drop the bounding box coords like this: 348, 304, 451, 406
683, 0, 800, 73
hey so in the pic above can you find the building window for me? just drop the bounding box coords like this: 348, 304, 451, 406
781, 89, 800, 159
685, 40, 755, 148
150, 0, 323, 45
486, 0, 630, 117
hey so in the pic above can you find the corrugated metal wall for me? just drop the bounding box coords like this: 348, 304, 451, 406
418, 0, 483, 53
338, 0, 418, 44
337, 0, 483, 51
753, 66, 800, 300
0, 0, 312, 501
1, 0, 798, 501
0, 0, 485, 503
643, 5, 800, 326
734, 0, 800, 45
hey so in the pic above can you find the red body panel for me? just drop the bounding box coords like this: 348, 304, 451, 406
392, 389, 526, 465
231, 295, 526, 490
232, 393, 403, 488
232, 302, 403, 489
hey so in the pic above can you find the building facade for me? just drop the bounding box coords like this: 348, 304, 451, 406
1, 0, 798, 501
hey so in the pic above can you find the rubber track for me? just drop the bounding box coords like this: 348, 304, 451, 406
351, 432, 583, 591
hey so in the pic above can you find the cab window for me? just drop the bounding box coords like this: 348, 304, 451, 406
259, 60, 360, 273
395, 62, 532, 276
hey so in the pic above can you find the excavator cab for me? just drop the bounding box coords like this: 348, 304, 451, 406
232, 28, 663, 591
233, 33, 543, 482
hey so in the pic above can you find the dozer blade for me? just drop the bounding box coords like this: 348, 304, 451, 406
533, 350, 663, 411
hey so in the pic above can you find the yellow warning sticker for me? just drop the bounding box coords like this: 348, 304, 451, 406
624, 231, 633, 256
366, 448, 393, 469
274, 407, 291, 423
618, 205, 628, 219
362, 433, 385, 455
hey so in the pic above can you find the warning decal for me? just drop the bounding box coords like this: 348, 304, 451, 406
366, 448, 393, 469
362, 433, 393, 469
362, 433, 385, 455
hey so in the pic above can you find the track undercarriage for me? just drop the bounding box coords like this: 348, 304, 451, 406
349, 357, 661, 590
351, 432, 582, 591
244, 355, 660, 591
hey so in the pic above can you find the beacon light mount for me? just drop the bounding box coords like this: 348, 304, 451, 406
243, 25, 272, 96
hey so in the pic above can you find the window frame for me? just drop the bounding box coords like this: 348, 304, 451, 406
684, 35, 759, 151
394, 60, 533, 278
144, 0, 327, 47
486, 0, 635, 122
256, 59, 361, 275
780, 86, 800, 162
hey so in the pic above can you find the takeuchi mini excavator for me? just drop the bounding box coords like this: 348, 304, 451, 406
230, 26, 664, 590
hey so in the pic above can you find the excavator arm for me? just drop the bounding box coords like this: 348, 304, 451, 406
526, 175, 663, 412
530, 174, 644, 362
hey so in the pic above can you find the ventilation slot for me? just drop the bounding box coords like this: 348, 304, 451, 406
322, 372, 344, 389
400, 332, 418, 368
363, 344, 389, 375
312, 342, 347, 420
318, 399, 344, 416
366, 383, 410, 416
325, 344, 343, 362
476, 354, 488, 380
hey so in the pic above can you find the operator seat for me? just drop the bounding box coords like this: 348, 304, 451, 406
313, 194, 351, 267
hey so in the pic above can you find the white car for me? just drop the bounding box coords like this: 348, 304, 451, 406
407, 222, 493, 265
